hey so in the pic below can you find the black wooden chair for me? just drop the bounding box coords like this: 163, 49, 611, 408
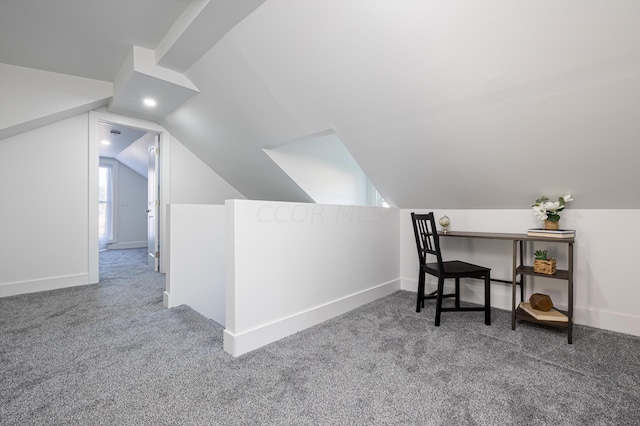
411, 212, 491, 326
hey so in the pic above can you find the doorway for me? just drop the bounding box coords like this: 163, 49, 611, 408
98, 122, 155, 261
89, 111, 170, 285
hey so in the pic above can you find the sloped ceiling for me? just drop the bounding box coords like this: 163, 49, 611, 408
0, 0, 191, 81
98, 122, 151, 178
2, 0, 640, 208
166, 0, 640, 208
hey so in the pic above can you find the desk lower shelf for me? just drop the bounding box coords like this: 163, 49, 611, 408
515, 307, 570, 329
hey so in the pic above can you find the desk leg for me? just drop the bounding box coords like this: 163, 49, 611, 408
519, 240, 525, 302
512, 240, 517, 330
568, 242, 574, 344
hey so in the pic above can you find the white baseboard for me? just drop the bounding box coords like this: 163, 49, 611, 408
163, 291, 169, 308
223, 279, 401, 357
107, 241, 147, 250
574, 306, 640, 337
403, 277, 518, 310
400, 277, 418, 292
400, 278, 639, 338
0, 273, 91, 298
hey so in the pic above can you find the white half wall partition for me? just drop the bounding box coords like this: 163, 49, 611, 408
166, 204, 226, 326
225, 200, 401, 357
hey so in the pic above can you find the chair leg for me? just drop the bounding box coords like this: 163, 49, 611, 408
485, 272, 491, 326
435, 276, 445, 327
455, 278, 460, 309
416, 270, 425, 313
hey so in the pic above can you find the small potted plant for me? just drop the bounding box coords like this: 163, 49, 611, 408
534, 249, 556, 275
532, 194, 573, 230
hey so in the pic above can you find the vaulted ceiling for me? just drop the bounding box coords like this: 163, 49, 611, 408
2, 0, 640, 208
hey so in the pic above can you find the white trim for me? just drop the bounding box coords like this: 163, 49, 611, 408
0, 274, 90, 298
106, 241, 147, 249
159, 133, 171, 274
223, 279, 401, 357
401, 277, 639, 337
573, 306, 640, 337
88, 114, 99, 284
99, 157, 119, 244
401, 277, 514, 310
400, 277, 419, 292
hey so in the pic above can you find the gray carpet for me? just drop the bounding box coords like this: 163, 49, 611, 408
1, 248, 639, 425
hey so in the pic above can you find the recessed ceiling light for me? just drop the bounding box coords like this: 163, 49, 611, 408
143, 98, 157, 107
101, 140, 111, 145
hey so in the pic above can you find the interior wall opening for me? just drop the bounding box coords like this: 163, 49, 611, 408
92, 114, 165, 284
263, 130, 388, 207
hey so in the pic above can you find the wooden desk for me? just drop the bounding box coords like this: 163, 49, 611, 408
438, 231, 575, 344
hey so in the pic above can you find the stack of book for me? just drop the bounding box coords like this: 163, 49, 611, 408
527, 228, 575, 238
519, 302, 568, 322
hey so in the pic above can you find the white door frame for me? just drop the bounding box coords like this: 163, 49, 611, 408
88, 111, 171, 283
147, 135, 160, 271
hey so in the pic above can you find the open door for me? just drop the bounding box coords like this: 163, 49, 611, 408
147, 136, 159, 270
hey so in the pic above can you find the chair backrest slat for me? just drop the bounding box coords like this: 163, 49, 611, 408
411, 212, 444, 266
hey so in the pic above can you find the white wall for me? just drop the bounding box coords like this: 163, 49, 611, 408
166, 204, 226, 326
0, 115, 91, 296
0, 109, 245, 298
263, 131, 370, 206
224, 200, 400, 356
161, 137, 245, 315
107, 159, 148, 249
400, 209, 640, 337
170, 136, 245, 204
0, 63, 112, 140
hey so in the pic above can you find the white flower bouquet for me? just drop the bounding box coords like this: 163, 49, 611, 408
532, 195, 573, 223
